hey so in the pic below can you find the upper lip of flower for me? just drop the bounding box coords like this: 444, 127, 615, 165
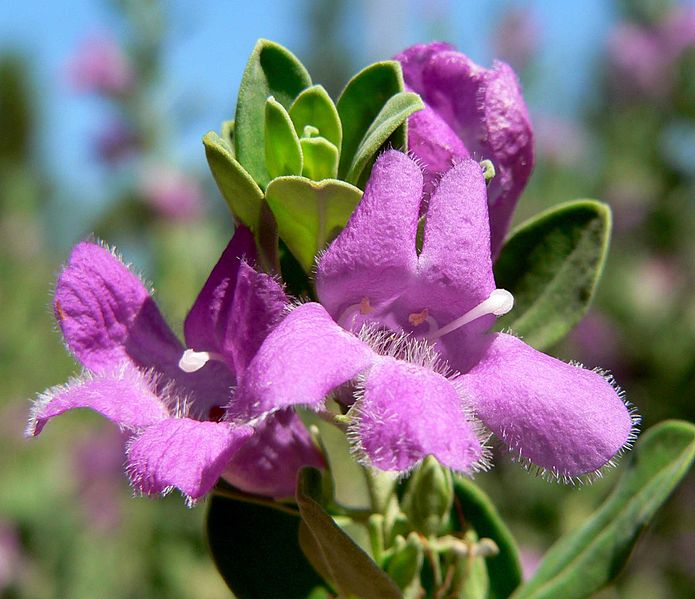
232, 150, 639, 482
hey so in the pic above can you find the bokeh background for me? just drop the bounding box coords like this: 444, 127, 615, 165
1, 0, 694, 597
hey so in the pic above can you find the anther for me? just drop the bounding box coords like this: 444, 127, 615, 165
428, 289, 514, 339
408, 308, 429, 327
178, 349, 225, 373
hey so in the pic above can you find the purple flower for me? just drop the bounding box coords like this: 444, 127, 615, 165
231, 151, 638, 481
493, 7, 539, 72
27, 227, 323, 502
93, 121, 140, 165
395, 42, 534, 255
139, 164, 204, 221
66, 34, 134, 97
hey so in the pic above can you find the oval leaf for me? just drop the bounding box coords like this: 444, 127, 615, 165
452, 477, 523, 599
300, 136, 339, 181
203, 131, 264, 231
296, 467, 402, 599
494, 200, 611, 350
511, 420, 695, 599
206, 490, 326, 599
235, 39, 311, 188
290, 85, 342, 149
265, 176, 362, 273
337, 61, 405, 179
346, 91, 423, 185
265, 96, 303, 178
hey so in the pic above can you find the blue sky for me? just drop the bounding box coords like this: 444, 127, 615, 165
0, 0, 615, 199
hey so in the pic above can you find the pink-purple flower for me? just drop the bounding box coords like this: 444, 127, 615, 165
231, 151, 638, 481
27, 227, 322, 502
395, 42, 534, 255
66, 34, 134, 97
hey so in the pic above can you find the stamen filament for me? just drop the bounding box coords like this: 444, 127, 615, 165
428, 289, 514, 339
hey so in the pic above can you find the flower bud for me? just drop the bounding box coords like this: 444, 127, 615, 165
401, 456, 454, 537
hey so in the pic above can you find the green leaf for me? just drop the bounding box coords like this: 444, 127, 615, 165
235, 39, 311, 188
452, 477, 523, 599
265, 176, 362, 273
337, 61, 408, 180
494, 200, 611, 351
203, 131, 264, 231
206, 490, 326, 599
346, 91, 423, 185
385, 534, 424, 599
511, 420, 695, 599
296, 467, 402, 599
265, 96, 303, 178
289, 84, 342, 148
300, 136, 339, 180
220, 119, 235, 152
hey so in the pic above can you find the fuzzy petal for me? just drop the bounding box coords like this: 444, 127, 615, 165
183, 226, 256, 365
230, 303, 375, 421
398, 45, 534, 253
457, 333, 636, 477
55, 242, 183, 373
316, 151, 422, 320
407, 106, 469, 196
127, 418, 253, 501
28, 365, 168, 436
353, 357, 484, 474
223, 409, 325, 498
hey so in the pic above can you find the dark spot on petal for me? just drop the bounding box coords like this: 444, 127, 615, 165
208, 405, 226, 422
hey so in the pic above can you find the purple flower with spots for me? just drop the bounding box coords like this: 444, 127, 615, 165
26, 227, 323, 502
231, 151, 638, 481
395, 43, 534, 255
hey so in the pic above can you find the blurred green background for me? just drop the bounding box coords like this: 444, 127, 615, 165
1, 0, 693, 597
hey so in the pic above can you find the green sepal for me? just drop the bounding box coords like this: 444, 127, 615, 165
300, 136, 339, 180
206, 487, 327, 599
203, 131, 264, 231
337, 61, 413, 182
234, 39, 311, 188
289, 84, 342, 149
265, 176, 362, 274
296, 467, 402, 599
511, 420, 695, 599
494, 200, 611, 350
265, 96, 303, 178
385, 533, 424, 599
401, 456, 454, 537
452, 477, 523, 599
346, 91, 423, 186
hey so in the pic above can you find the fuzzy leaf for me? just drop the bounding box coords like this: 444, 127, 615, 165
203, 131, 264, 231
337, 61, 408, 181
296, 467, 402, 599
235, 39, 311, 188
300, 136, 340, 180
265, 96, 303, 178
265, 176, 362, 273
511, 420, 695, 599
206, 489, 326, 599
290, 85, 342, 149
494, 200, 611, 350
346, 91, 423, 185
452, 477, 522, 599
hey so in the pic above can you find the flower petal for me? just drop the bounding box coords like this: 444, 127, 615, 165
316, 150, 421, 320
126, 418, 253, 502
398, 44, 534, 253
407, 105, 469, 197
55, 241, 183, 373
183, 226, 255, 364
27, 365, 168, 437
457, 333, 637, 478
223, 409, 325, 498
230, 303, 375, 421
352, 357, 485, 474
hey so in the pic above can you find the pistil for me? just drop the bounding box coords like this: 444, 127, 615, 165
178, 349, 226, 373
428, 289, 514, 339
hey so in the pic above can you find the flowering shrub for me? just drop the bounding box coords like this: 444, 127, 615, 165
26, 39, 695, 599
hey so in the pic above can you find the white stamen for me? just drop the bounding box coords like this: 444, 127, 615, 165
428, 289, 514, 339
178, 349, 216, 373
